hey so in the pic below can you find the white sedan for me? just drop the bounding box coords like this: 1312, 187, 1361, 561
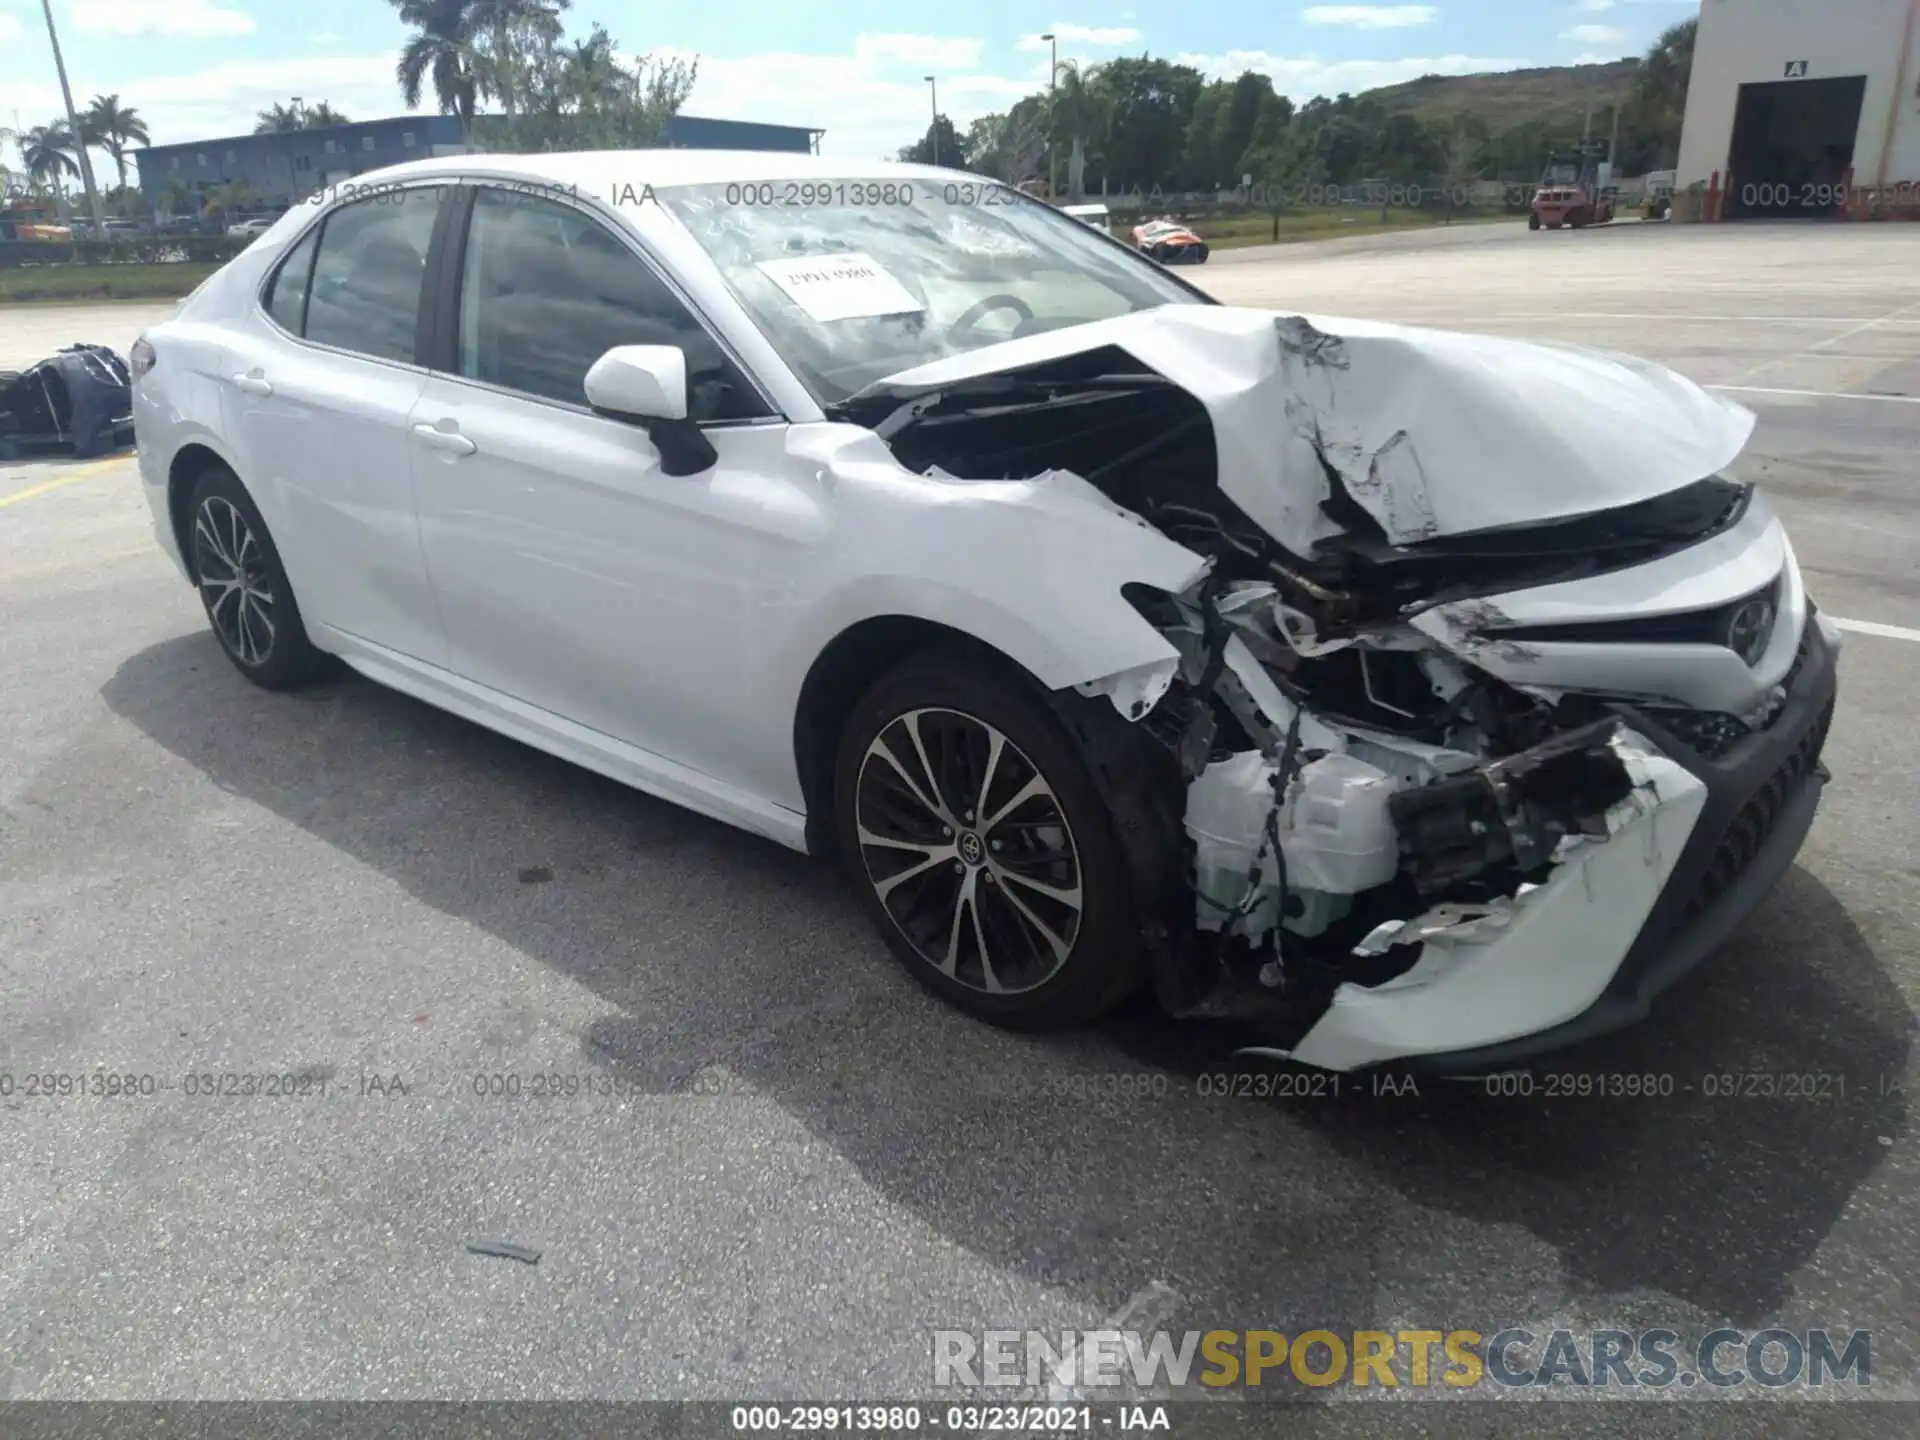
130, 152, 1840, 1072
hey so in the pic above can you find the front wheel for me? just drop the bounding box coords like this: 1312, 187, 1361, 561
1527, 212, 1541, 231
186, 466, 328, 690
833, 654, 1144, 1028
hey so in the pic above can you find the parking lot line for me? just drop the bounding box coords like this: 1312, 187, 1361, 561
1708, 384, 1920, 404
1832, 616, 1920, 644
0, 456, 133, 510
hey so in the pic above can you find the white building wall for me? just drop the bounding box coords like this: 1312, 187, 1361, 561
1677, 0, 1920, 195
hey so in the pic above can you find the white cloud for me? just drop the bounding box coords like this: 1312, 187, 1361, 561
852, 34, 983, 69
1567, 52, 1612, 64
1301, 5, 1439, 29
1015, 23, 1142, 51
69, 0, 255, 36
0, 13, 22, 42
1573, 0, 1614, 10
1174, 49, 1536, 99
646, 43, 1036, 158
1560, 24, 1625, 42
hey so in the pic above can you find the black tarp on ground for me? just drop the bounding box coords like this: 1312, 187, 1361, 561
0, 344, 133, 459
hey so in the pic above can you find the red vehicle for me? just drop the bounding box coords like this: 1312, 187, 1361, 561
1528, 145, 1616, 231
1130, 218, 1210, 264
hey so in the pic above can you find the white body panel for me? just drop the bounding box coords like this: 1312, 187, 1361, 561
128, 149, 1832, 1071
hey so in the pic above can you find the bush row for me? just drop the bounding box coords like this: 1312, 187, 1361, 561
0, 236, 255, 269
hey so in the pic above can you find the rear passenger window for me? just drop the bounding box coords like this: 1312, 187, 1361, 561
302, 190, 441, 363
263, 225, 319, 334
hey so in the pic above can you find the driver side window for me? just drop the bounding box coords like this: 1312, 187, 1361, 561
455, 187, 771, 423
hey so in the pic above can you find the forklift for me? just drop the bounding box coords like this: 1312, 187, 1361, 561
1528, 139, 1617, 230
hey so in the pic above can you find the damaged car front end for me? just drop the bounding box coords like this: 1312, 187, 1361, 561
834, 306, 1840, 1072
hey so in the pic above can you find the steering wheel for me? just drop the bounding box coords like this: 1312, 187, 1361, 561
947, 293, 1034, 341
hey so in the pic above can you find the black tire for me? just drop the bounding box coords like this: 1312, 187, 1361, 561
184, 464, 328, 690
1527, 212, 1541, 230
833, 651, 1144, 1029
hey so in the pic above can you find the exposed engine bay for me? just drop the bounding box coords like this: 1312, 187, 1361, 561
834, 310, 1828, 1069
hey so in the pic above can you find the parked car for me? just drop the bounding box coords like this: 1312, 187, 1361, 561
1130, 217, 1210, 264
130, 153, 1839, 1071
226, 216, 276, 238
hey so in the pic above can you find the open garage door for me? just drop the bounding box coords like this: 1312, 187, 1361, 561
1725, 76, 1867, 219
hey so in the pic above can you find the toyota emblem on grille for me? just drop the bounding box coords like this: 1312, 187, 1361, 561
1726, 595, 1775, 666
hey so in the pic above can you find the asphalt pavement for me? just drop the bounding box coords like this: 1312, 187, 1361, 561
1, 220, 1916, 1429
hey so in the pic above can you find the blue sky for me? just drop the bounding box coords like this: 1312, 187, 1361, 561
1, 0, 1697, 164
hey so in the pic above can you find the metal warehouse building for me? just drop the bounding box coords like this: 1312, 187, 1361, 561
1677, 0, 1920, 218
135, 114, 822, 214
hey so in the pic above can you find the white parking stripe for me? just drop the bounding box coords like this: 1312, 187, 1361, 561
1482, 312, 1920, 326
1807, 300, 1920, 353
1833, 617, 1920, 644
1708, 384, 1920, 404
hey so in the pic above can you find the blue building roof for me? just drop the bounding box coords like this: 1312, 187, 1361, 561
135, 113, 822, 211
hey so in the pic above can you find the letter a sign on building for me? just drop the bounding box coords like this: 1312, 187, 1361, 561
1784, 60, 1810, 77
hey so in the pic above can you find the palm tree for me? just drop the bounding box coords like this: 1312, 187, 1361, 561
20, 123, 81, 198
394, 0, 484, 136
254, 102, 305, 134
304, 101, 351, 127
83, 94, 151, 188
1049, 61, 1109, 199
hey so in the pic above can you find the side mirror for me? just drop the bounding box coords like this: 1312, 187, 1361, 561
584, 344, 688, 421
583, 344, 716, 477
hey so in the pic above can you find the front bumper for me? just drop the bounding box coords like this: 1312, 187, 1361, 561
1288, 610, 1840, 1073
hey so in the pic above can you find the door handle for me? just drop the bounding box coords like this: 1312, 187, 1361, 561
231, 372, 273, 396
411, 422, 477, 456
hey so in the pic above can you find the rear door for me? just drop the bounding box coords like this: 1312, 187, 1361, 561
218, 183, 451, 667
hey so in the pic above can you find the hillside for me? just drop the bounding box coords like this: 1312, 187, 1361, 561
1360, 59, 1641, 131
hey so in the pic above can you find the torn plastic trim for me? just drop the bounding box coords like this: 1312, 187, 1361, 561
1284, 727, 1710, 1071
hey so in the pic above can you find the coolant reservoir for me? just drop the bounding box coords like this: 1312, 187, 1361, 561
1279, 753, 1400, 896
1184, 751, 1281, 935
1185, 750, 1403, 940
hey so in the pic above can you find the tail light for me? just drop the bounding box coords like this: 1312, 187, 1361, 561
130, 337, 156, 379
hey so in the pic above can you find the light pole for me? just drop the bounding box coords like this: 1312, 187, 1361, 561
1041, 31, 1057, 197
37, 0, 106, 235
924, 75, 939, 167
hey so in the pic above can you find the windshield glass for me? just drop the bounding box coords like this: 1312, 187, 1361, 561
1543, 163, 1580, 186
655, 179, 1208, 404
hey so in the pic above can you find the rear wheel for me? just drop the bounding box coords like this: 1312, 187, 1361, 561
186, 466, 327, 690
833, 653, 1143, 1028
1570, 208, 1590, 229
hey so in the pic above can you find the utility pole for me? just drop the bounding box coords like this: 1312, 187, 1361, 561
1042, 31, 1057, 198
925, 76, 939, 166
38, 0, 107, 236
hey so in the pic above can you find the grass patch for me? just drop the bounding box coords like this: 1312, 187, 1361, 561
1191, 208, 1514, 249
0, 261, 225, 305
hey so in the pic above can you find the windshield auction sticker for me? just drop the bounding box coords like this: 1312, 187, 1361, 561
755, 252, 924, 322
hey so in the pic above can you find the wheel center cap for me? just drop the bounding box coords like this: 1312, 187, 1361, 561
957, 831, 985, 866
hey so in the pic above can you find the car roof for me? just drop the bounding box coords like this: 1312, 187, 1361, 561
339, 149, 984, 194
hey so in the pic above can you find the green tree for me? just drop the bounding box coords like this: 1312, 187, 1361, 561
1617, 18, 1696, 171
305, 102, 352, 127
393, 0, 486, 136
20, 124, 80, 198
898, 114, 964, 167
476, 21, 698, 152
1050, 60, 1111, 197
1092, 56, 1204, 191
82, 95, 150, 188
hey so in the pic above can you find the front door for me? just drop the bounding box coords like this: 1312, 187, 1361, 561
407, 184, 801, 795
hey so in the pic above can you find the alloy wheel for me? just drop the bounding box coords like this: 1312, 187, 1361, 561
854, 707, 1084, 995
193, 495, 277, 666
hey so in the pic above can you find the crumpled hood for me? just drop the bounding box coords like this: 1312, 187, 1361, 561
865, 305, 1756, 553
